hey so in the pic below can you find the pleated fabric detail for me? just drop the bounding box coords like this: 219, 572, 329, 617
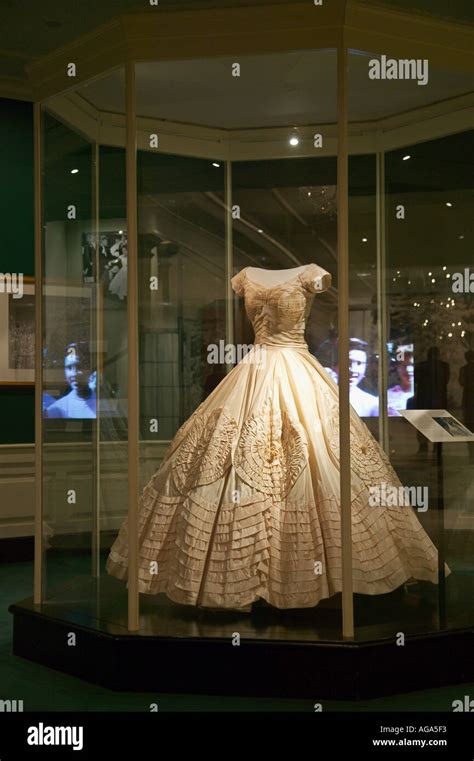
106, 346, 445, 610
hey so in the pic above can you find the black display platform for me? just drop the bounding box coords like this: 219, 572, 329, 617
9, 584, 474, 699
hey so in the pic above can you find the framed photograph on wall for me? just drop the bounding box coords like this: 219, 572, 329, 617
0, 279, 93, 387
0, 278, 35, 385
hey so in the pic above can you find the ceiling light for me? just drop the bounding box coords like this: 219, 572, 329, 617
289, 128, 300, 147
257, 229, 263, 234
362, 237, 368, 243
71, 169, 79, 174
459, 235, 464, 239
212, 162, 220, 168
446, 202, 453, 207
402, 155, 411, 161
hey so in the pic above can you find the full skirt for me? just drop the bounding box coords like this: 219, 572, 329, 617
106, 345, 443, 609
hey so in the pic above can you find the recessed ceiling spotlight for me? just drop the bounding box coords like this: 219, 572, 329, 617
118, 230, 123, 234
71, 168, 79, 174
289, 128, 300, 147
257, 229, 263, 234
362, 237, 368, 243
459, 235, 465, 239
212, 162, 220, 168
402, 155, 411, 161
446, 202, 453, 207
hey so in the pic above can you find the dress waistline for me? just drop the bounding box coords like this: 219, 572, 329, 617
253, 341, 308, 351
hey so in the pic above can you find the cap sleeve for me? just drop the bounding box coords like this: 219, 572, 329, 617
302, 263, 332, 293
231, 267, 247, 296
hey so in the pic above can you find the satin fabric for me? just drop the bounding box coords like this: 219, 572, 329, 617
107, 263, 444, 609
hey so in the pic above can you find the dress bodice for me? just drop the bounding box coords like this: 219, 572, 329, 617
231, 263, 331, 348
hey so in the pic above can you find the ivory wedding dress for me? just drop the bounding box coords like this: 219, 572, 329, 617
106, 263, 442, 609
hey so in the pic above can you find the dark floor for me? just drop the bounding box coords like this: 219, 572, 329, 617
2, 557, 474, 711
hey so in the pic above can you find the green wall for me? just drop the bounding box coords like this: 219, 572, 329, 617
0, 98, 34, 444
0, 387, 35, 444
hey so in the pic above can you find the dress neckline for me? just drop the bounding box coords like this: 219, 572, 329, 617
244, 265, 307, 291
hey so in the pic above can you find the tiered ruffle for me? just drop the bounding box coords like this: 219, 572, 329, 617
106, 346, 445, 610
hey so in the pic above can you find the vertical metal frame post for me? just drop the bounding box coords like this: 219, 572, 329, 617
126, 60, 140, 631
225, 158, 234, 353
34, 103, 44, 605
337, 44, 354, 639
92, 133, 102, 579
376, 152, 389, 453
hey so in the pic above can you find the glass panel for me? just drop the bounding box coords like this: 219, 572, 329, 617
41, 105, 96, 602
385, 132, 474, 631
41, 68, 128, 630
348, 47, 474, 639
95, 76, 128, 627
111, 50, 341, 639
137, 153, 227, 436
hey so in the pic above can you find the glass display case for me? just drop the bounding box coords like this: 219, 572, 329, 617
10, 1, 474, 698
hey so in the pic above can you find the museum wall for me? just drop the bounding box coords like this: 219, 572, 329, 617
0, 98, 35, 538
0, 98, 34, 445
